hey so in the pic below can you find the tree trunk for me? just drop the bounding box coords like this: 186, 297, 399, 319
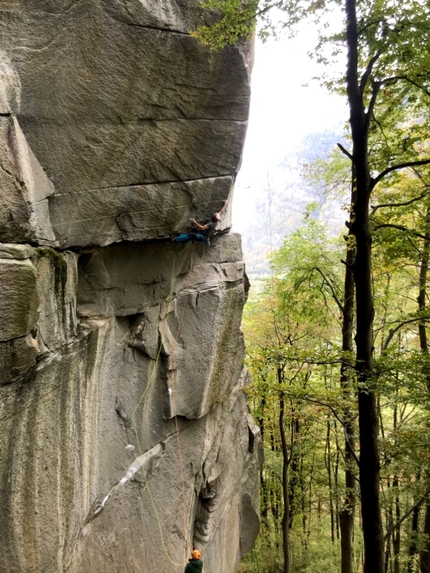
409, 474, 421, 573
307, 454, 315, 543
326, 419, 335, 543
335, 428, 340, 541
393, 477, 400, 573
418, 209, 430, 573
384, 477, 393, 573
301, 454, 308, 548
289, 417, 300, 529
353, 125, 384, 573
421, 503, 430, 573
339, 190, 357, 573
258, 396, 269, 521
345, 0, 384, 570
278, 368, 290, 573
418, 207, 430, 362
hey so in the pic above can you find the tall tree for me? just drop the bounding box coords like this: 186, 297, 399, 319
343, 1, 383, 568
195, 2, 430, 572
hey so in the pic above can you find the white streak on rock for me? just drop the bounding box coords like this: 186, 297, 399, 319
93, 443, 163, 518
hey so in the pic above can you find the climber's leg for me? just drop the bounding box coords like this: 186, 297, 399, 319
194, 233, 210, 246
174, 233, 193, 244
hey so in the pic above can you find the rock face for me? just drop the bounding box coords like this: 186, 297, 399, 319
0, 2, 261, 573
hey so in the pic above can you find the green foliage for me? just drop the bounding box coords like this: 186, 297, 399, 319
194, 0, 430, 571
193, 0, 332, 49
243, 219, 361, 571
302, 144, 351, 204
191, 0, 259, 49
243, 174, 430, 571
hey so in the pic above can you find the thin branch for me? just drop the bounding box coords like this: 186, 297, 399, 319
371, 159, 430, 191
372, 113, 390, 145
384, 487, 430, 542
292, 392, 361, 468
357, 18, 386, 37
371, 189, 429, 214
287, 390, 345, 423
360, 51, 381, 96
313, 267, 344, 314
406, 235, 424, 256
379, 75, 430, 96
382, 315, 430, 351
341, 258, 354, 268
254, 1, 283, 19
373, 223, 429, 241
380, 75, 408, 85
365, 80, 381, 135
286, 361, 306, 385
337, 142, 353, 161
402, 77, 430, 96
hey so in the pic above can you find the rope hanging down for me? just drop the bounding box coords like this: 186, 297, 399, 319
131, 243, 197, 567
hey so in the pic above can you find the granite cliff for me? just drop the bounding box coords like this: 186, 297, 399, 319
0, 2, 262, 573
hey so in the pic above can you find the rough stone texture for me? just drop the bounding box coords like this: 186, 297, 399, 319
78, 235, 246, 420
0, 2, 260, 572
0, 334, 39, 387
0, 255, 39, 342
50, 176, 233, 247
0, 0, 252, 248
0, 238, 261, 573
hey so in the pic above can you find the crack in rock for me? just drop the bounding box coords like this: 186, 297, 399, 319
105, 7, 190, 36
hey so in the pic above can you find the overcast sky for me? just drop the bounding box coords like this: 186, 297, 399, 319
232, 25, 348, 232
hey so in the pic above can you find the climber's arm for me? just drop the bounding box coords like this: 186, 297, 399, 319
190, 218, 208, 231
218, 199, 228, 216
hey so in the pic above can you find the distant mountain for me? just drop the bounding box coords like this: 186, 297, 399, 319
235, 128, 348, 276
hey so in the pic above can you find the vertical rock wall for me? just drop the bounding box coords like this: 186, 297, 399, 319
0, 2, 262, 573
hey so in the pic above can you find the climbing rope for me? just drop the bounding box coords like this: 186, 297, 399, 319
169, 248, 195, 559
0, 239, 211, 569
130, 242, 200, 567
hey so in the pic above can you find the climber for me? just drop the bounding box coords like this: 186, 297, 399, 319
174, 199, 228, 246
184, 549, 203, 573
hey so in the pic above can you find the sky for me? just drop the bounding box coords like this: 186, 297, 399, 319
232, 24, 348, 233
